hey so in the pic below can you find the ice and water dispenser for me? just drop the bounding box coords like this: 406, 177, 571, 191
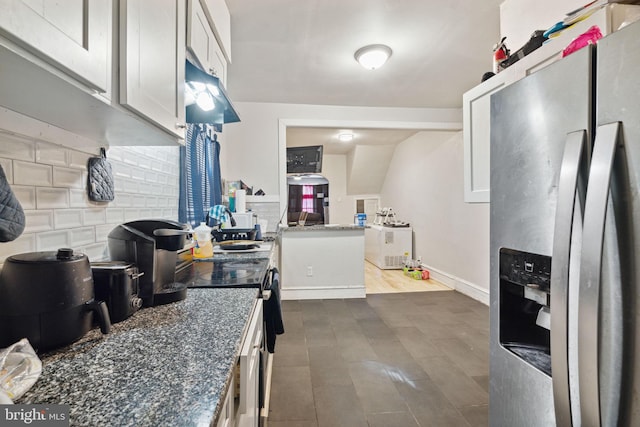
499, 248, 552, 376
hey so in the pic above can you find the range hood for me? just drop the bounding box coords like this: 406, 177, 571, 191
185, 60, 240, 125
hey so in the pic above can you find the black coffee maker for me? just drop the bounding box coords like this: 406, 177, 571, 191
107, 219, 190, 307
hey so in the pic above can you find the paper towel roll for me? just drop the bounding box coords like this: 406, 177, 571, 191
235, 189, 246, 213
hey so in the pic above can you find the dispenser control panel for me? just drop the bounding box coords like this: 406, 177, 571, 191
499, 248, 551, 293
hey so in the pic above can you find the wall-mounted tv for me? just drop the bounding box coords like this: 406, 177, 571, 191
286, 145, 323, 174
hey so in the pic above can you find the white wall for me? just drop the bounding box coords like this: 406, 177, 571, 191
220, 102, 462, 197
0, 111, 180, 264
380, 130, 490, 303
500, 0, 585, 50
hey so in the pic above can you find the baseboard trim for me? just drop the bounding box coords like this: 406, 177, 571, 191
281, 286, 366, 300
421, 264, 489, 306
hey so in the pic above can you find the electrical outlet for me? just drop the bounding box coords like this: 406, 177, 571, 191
307, 266, 313, 276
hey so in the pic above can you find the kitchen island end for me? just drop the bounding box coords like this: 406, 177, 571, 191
279, 224, 366, 300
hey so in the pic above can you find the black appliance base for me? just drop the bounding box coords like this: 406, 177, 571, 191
152, 285, 188, 306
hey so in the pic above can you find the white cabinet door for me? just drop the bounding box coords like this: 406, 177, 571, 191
187, 0, 227, 85
216, 376, 235, 427
462, 71, 513, 203
120, 0, 186, 139
203, 0, 232, 62
0, 0, 110, 92
236, 300, 263, 427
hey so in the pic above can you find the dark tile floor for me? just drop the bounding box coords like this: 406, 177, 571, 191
266, 291, 490, 427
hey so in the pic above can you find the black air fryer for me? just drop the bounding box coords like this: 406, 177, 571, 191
0, 248, 111, 352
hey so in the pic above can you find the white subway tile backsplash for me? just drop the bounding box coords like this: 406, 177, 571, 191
95, 224, 117, 242
68, 150, 92, 169
0, 158, 12, 182
69, 189, 90, 208
54, 209, 83, 229
123, 155, 138, 166
151, 184, 164, 195
83, 208, 106, 226
14, 161, 53, 186
113, 176, 125, 192
69, 227, 95, 246
112, 162, 131, 178
12, 185, 36, 209
2, 133, 179, 256
0, 233, 36, 263
36, 142, 67, 166
124, 209, 141, 221
138, 182, 152, 194
106, 208, 124, 224
145, 171, 158, 182
114, 193, 134, 208
0, 133, 35, 161
139, 208, 154, 218
133, 196, 146, 208
77, 243, 108, 261
138, 156, 152, 169
24, 210, 54, 233
131, 166, 145, 181
36, 187, 69, 209
53, 167, 83, 188
105, 148, 123, 162
36, 230, 70, 251
123, 178, 139, 193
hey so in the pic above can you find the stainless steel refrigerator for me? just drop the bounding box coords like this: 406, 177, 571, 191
490, 21, 640, 426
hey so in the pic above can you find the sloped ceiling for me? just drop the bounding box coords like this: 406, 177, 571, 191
347, 144, 397, 194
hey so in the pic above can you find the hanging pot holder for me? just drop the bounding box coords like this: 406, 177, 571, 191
87, 147, 115, 202
0, 164, 25, 242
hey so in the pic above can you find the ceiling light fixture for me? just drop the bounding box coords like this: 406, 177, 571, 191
354, 44, 392, 70
338, 133, 354, 142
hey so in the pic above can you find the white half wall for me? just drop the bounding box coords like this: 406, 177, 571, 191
380, 130, 489, 304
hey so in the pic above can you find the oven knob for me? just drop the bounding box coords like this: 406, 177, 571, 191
131, 297, 143, 309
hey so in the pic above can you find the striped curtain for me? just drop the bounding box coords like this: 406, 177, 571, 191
178, 124, 223, 226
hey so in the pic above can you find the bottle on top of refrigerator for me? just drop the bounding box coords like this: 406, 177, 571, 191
193, 222, 213, 258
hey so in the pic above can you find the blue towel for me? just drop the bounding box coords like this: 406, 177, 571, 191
209, 205, 229, 225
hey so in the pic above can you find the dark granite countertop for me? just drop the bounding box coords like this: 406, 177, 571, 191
17, 288, 258, 427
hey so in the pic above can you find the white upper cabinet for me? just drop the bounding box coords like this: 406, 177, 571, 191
463, 71, 513, 203
0, 0, 111, 92
462, 3, 640, 203
187, 0, 227, 85
120, 0, 186, 139
203, 0, 232, 63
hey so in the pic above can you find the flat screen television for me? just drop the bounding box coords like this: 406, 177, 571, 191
286, 145, 323, 174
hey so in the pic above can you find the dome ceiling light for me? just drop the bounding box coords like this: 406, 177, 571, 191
354, 44, 392, 70
338, 132, 354, 142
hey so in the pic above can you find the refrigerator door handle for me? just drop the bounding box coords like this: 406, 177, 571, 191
551, 130, 587, 427
578, 122, 621, 427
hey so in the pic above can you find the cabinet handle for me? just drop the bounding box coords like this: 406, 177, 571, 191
176, 123, 186, 129
209, 67, 218, 76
